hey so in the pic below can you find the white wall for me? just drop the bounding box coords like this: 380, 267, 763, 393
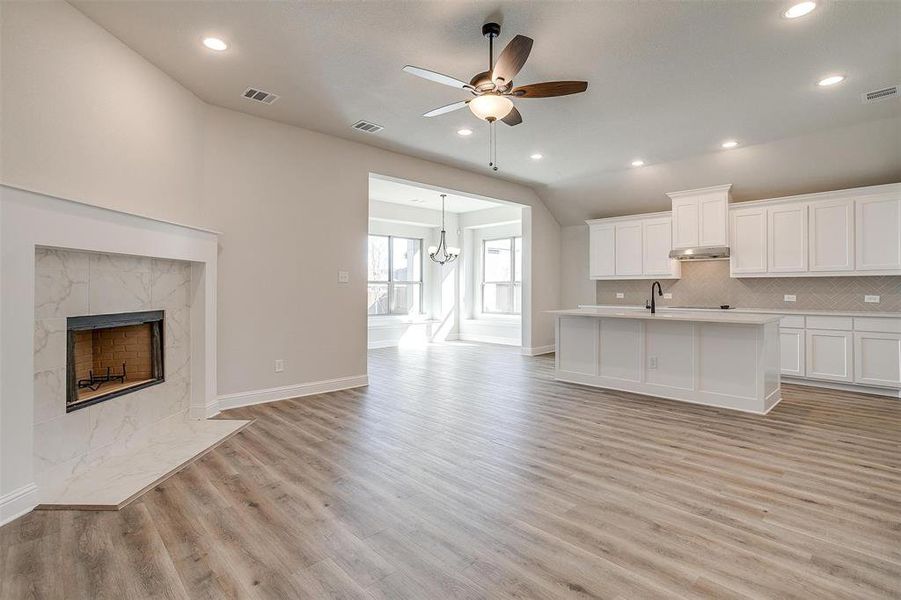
0, 1, 206, 225
1, 2, 561, 401
560, 225, 598, 308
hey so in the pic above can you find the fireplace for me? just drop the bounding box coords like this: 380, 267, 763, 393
66, 310, 165, 412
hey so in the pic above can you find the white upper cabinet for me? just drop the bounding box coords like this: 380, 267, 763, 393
588, 223, 615, 278
671, 198, 699, 248
667, 184, 732, 249
730, 206, 767, 274
856, 194, 901, 271
768, 203, 808, 273
614, 222, 643, 276
642, 217, 676, 276
729, 184, 900, 277
586, 213, 680, 280
809, 199, 854, 272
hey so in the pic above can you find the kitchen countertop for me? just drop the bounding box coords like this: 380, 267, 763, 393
550, 307, 781, 325
578, 305, 901, 319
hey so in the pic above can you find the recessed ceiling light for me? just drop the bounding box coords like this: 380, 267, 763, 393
818, 74, 846, 87
411, 198, 424, 203
783, 1, 816, 19
530, 153, 543, 160
203, 37, 228, 51
721, 140, 739, 149
457, 128, 473, 136
631, 159, 645, 167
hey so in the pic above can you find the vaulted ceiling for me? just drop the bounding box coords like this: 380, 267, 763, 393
72, 0, 901, 224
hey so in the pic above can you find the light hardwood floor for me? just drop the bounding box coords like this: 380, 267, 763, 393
2, 343, 900, 599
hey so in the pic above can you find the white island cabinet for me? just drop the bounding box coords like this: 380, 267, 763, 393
551, 308, 782, 414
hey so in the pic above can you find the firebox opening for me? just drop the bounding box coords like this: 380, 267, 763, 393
66, 310, 165, 412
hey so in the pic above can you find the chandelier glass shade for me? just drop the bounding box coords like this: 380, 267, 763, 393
428, 194, 460, 265
468, 94, 514, 121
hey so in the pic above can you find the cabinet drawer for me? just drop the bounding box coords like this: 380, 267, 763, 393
806, 316, 853, 331
779, 315, 805, 328
854, 317, 901, 333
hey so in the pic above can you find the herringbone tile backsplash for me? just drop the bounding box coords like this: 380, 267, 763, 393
596, 261, 901, 312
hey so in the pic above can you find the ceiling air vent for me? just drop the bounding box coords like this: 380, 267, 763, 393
861, 85, 899, 104
242, 87, 279, 105
351, 120, 384, 134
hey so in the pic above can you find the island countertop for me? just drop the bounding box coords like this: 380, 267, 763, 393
548, 307, 782, 325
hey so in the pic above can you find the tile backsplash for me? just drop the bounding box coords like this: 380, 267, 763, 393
596, 260, 901, 312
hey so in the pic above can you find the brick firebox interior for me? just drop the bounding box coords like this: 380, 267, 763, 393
72, 323, 155, 404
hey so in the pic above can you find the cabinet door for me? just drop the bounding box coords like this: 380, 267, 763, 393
589, 224, 616, 279
671, 198, 699, 249
854, 332, 901, 388
806, 329, 853, 382
730, 207, 767, 274
856, 195, 901, 271
642, 217, 676, 276
698, 194, 728, 247
780, 328, 805, 377
768, 204, 808, 273
809, 199, 854, 272
614, 222, 643, 276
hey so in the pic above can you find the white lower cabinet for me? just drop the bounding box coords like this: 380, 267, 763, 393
779, 328, 805, 377
854, 331, 901, 388
805, 329, 853, 382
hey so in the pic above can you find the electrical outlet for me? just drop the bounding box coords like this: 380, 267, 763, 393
649, 356, 658, 369
784, 294, 796, 302
865, 295, 880, 303
663, 292, 672, 299
274, 359, 284, 373
337, 271, 349, 283
616, 292, 624, 299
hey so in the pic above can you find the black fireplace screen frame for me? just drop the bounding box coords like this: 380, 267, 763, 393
65, 310, 165, 413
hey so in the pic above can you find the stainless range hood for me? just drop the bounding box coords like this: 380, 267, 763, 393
668, 246, 730, 261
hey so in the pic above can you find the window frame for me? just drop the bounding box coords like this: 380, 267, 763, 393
481, 236, 522, 315
367, 234, 424, 316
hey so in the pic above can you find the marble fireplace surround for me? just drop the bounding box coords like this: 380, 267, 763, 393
1, 185, 222, 523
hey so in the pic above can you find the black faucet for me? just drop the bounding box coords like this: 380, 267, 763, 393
649, 281, 663, 314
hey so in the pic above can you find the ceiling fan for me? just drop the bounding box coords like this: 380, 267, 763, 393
403, 22, 588, 129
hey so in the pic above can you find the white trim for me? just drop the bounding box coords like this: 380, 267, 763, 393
522, 344, 555, 356
0, 483, 38, 526
585, 209, 673, 226
0, 182, 223, 235
781, 376, 901, 399
368, 339, 401, 349
458, 333, 521, 347
218, 375, 369, 410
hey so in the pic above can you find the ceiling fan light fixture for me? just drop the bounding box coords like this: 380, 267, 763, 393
468, 94, 514, 121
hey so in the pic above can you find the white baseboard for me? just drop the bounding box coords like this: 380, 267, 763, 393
190, 398, 222, 419
218, 375, 369, 410
781, 377, 901, 399
1, 483, 38, 526
522, 344, 555, 356
458, 333, 521, 347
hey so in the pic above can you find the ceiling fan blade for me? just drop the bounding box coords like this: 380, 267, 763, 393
511, 81, 588, 98
403, 65, 471, 89
491, 35, 533, 86
501, 106, 522, 126
423, 100, 469, 117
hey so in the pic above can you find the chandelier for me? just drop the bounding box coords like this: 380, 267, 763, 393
428, 194, 461, 265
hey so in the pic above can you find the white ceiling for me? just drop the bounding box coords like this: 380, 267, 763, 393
71, 1, 901, 224
369, 177, 503, 213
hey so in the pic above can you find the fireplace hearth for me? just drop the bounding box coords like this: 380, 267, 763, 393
66, 310, 165, 412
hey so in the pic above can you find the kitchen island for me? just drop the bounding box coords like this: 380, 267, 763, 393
550, 307, 782, 414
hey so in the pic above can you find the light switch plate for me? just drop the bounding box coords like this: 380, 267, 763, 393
616, 292, 624, 299
274, 359, 285, 373
865, 295, 880, 303
663, 293, 673, 299
337, 270, 349, 283
784, 294, 796, 302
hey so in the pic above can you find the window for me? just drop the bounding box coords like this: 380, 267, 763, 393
482, 236, 522, 314
368, 235, 423, 316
